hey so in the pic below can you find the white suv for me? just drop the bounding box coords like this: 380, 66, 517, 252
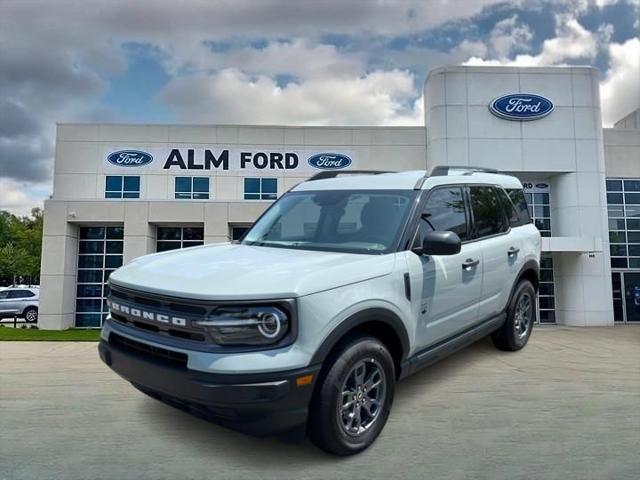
0, 287, 39, 323
99, 166, 540, 455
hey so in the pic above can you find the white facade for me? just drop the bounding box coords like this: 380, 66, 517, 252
39, 65, 640, 329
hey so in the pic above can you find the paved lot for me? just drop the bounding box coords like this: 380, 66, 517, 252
1, 327, 639, 480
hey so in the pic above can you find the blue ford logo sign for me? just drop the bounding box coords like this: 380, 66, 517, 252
107, 150, 153, 167
489, 94, 554, 121
307, 153, 352, 170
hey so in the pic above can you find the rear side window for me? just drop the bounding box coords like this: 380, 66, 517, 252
7, 290, 34, 299
469, 186, 509, 238
506, 188, 532, 226
496, 188, 521, 227
414, 187, 468, 246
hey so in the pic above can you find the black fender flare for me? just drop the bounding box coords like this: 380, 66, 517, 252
309, 307, 410, 365
509, 259, 540, 302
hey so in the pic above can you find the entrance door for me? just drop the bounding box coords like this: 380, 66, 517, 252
623, 272, 640, 322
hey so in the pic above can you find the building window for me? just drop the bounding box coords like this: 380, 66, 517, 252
523, 182, 556, 324
175, 177, 210, 200
75, 226, 124, 328
244, 178, 277, 200
105, 176, 140, 199
231, 225, 252, 241
607, 178, 640, 323
156, 226, 204, 252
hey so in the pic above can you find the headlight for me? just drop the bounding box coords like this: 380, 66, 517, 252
192, 306, 290, 346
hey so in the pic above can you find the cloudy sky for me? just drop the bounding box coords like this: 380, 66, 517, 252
1, 0, 638, 215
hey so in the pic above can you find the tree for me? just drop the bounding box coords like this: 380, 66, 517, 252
0, 208, 43, 285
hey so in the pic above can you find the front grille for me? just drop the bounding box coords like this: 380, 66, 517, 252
110, 332, 188, 369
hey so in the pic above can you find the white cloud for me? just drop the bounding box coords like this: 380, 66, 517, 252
489, 15, 534, 59
0, 179, 47, 217
600, 37, 640, 126
159, 68, 422, 126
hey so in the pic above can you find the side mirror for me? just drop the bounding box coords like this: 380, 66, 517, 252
413, 231, 461, 256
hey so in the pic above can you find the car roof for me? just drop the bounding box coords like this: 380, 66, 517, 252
292, 169, 523, 192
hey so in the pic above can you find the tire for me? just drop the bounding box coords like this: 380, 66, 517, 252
491, 280, 536, 351
23, 306, 38, 323
308, 335, 395, 456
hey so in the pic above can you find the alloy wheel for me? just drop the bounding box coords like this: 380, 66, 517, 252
338, 358, 386, 436
513, 292, 532, 339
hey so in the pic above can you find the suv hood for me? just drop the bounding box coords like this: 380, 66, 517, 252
109, 243, 396, 300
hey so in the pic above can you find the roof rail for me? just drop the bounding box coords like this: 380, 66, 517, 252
430, 165, 500, 176
307, 170, 395, 181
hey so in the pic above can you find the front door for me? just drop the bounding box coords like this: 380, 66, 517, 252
624, 272, 640, 322
407, 186, 483, 349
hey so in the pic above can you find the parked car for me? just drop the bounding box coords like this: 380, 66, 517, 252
0, 287, 40, 322
99, 166, 541, 455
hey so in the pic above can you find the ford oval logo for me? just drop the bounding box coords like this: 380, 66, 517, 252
107, 150, 153, 167
489, 94, 554, 121
535, 183, 549, 189
307, 153, 352, 170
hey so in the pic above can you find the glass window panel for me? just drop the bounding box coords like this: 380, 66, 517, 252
539, 310, 556, 324
193, 192, 209, 200
628, 232, 640, 243
534, 219, 551, 231
613, 300, 624, 321
244, 178, 260, 194
629, 245, 640, 256
533, 205, 550, 218
75, 313, 102, 327
262, 178, 277, 194
625, 206, 640, 218
193, 177, 209, 192
122, 192, 139, 199
624, 193, 640, 205
244, 193, 260, 200
628, 219, 640, 230
77, 284, 103, 298
78, 255, 103, 268
104, 270, 114, 282
606, 179, 623, 191
157, 241, 180, 252
105, 255, 123, 268
608, 206, 624, 217
623, 180, 640, 192
629, 258, 640, 269
157, 227, 181, 240
611, 257, 628, 268
183, 241, 204, 248
175, 177, 191, 192
175, 192, 192, 200
539, 297, 555, 309
417, 187, 468, 242
539, 283, 554, 296
80, 227, 105, 240
183, 227, 204, 241
105, 191, 122, 199
524, 192, 533, 204
541, 270, 554, 282
105, 241, 123, 254
609, 231, 626, 243
609, 219, 626, 230
607, 193, 624, 204
231, 226, 251, 241
77, 270, 103, 283
533, 193, 549, 204
610, 244, 627, 256
106, 226, 124, 239
540, 255, 553, 269
262, 193, 277, 200
540, 230, 552, 238
79, 241, 104, 254
123, 176, 140, 192
105, 176, 122, 191
76, 299, 102, 312
469, 186, 508, 238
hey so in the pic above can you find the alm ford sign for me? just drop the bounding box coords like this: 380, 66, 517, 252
489, 94, 554, 121
307, 153, 352, 170
107, 150, 154, 167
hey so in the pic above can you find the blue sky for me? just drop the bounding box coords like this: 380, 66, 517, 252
0, 0, 638, 214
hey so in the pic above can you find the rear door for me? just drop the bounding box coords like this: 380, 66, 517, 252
0, 289, 20, 315
407, 186, 483, 348
467, 185, 513, 320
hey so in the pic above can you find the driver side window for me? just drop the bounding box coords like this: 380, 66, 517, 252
413, 187, 468, 248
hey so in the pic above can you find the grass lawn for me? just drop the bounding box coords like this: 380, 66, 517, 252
0, 327, 101, 341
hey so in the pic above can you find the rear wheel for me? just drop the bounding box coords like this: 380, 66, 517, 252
23, 306, 38, 323
491, 280, 535, 351
308, 336, 395, 456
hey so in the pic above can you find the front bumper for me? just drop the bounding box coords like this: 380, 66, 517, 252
98, 334, 321, 436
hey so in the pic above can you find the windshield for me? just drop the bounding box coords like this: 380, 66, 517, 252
242, 190, 417, 254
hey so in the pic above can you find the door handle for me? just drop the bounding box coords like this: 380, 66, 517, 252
462, 258, 480, 269
507, 247, 520, 257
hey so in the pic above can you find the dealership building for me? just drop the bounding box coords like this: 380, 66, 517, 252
39, 65, 640, 329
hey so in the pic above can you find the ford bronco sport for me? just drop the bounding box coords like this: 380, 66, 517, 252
99, 166, 540, 455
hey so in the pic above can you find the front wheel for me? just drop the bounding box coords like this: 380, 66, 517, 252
308, 336, 395, 456
23, 306, 38, 323
491, 280, 536, 351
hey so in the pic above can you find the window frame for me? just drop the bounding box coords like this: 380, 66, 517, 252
105, 175, 140, 199
174, 176, 210, 200
465, 184, 512, 242
244, 177, 278, 200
